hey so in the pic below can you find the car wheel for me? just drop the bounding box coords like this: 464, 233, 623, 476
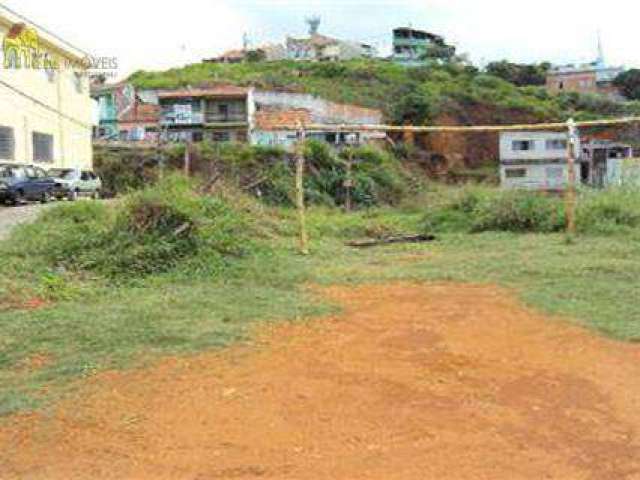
13, 190, 24, 206
41, 191, 52, 204
92, 190, 101, 200
68, 189, 79, 202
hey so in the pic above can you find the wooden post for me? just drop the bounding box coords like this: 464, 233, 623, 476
345, 148, 353, 212
184, 141, 191, 177
566, 118, 578, 236
296, 125, 310, 255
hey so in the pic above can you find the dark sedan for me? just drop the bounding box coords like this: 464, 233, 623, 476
0, 164, 57, 205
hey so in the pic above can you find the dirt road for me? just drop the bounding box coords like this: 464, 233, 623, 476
0, 205, 49, 241
2, 283, 640, 479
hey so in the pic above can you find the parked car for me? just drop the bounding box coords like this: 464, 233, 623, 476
0, 164, 57, 205
48, 168, 102, 201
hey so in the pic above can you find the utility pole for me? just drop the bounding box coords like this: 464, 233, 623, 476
295, 124, 310, 255
566, 118, 578, 236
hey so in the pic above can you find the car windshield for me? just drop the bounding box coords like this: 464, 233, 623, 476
0, 166, 19, 178
48, 169, 76, 179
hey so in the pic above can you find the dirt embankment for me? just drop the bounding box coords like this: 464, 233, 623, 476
2, 283, 640, 479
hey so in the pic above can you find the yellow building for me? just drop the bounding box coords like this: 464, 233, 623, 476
0, 5, 93, 169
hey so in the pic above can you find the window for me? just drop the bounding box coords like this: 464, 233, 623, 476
546, 139, 567, 151
192, 131, 204, 143
81, 171, 92, 181
512, 140, 535, 151
32, 132, 54, 163
505, 168, 527, 179
0, 127, 15, 160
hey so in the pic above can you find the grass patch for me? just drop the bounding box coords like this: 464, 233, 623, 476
2, 184, 640, 416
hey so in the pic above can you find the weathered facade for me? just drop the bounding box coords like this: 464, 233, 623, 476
500, 132, 639, 190
499, 131, 578, 191
392, 28, 454, 67
546, 42, 624, 99
286, 34, 374, 62
581, 140, 635, 188
251, 90, 385, 148
158, 86, 253, 143
0, 6, 93, 169
91, 84, 162, 142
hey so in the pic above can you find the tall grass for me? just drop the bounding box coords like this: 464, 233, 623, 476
423, 186, 640, 235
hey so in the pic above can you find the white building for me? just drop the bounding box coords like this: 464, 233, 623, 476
499, 131, 580, 191
0, 5, 94, 169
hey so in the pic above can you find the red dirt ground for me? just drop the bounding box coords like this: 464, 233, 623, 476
2, 283, 640, 480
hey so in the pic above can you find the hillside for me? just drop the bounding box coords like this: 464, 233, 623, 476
129, 59, 640, 123
129, 59, 640, 168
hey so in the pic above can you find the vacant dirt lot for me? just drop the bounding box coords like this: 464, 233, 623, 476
1, 283, 640, 480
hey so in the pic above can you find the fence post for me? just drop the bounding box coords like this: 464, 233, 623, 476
184, 141, 191, 177
345, 148, 353, 212
296, 124, 310, 255
566, 118, 578, 236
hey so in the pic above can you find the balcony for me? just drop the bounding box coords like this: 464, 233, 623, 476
204, 112, 248, 124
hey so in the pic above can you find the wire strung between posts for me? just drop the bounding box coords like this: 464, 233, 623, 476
270, 116, 640, 133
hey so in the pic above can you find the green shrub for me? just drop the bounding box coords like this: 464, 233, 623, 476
424, 186, 640, 236
6, 176, 257, 279
471, 191, 565, 233
424, 187, 565, 234
577, 189, 640, 234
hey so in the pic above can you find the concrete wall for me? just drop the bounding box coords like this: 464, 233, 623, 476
500, 163, 571, 190
0, 18, 93, 169
607, 158, 640, 187
253, 90, 383, 125
500, 131, 577, 162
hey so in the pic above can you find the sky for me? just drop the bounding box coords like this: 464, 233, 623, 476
3, 0, 639, 79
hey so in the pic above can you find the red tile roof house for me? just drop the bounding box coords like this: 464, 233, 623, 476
157, 85, 253, 143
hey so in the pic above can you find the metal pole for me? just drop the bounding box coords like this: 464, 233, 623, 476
566, 118, 578, 236
296, 125, 310, 255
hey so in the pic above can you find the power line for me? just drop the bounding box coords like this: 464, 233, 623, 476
0, 78, 92, 130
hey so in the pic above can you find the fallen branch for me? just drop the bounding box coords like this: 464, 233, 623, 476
173, 223, 193, 237
346, 234, 436, 248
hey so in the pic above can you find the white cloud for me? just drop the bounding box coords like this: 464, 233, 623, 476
3, 0, 250, 78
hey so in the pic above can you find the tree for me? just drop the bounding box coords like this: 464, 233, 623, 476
613, 69, 640, 100
485, 61, 550, 87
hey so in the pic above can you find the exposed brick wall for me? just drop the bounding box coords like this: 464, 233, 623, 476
255, 108, 312, 130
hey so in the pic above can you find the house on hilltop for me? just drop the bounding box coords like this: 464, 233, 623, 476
392, 27, 456, 67
546, 38, 624, 100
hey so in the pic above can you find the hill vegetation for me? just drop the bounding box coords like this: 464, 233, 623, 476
129, 59, 640, 125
